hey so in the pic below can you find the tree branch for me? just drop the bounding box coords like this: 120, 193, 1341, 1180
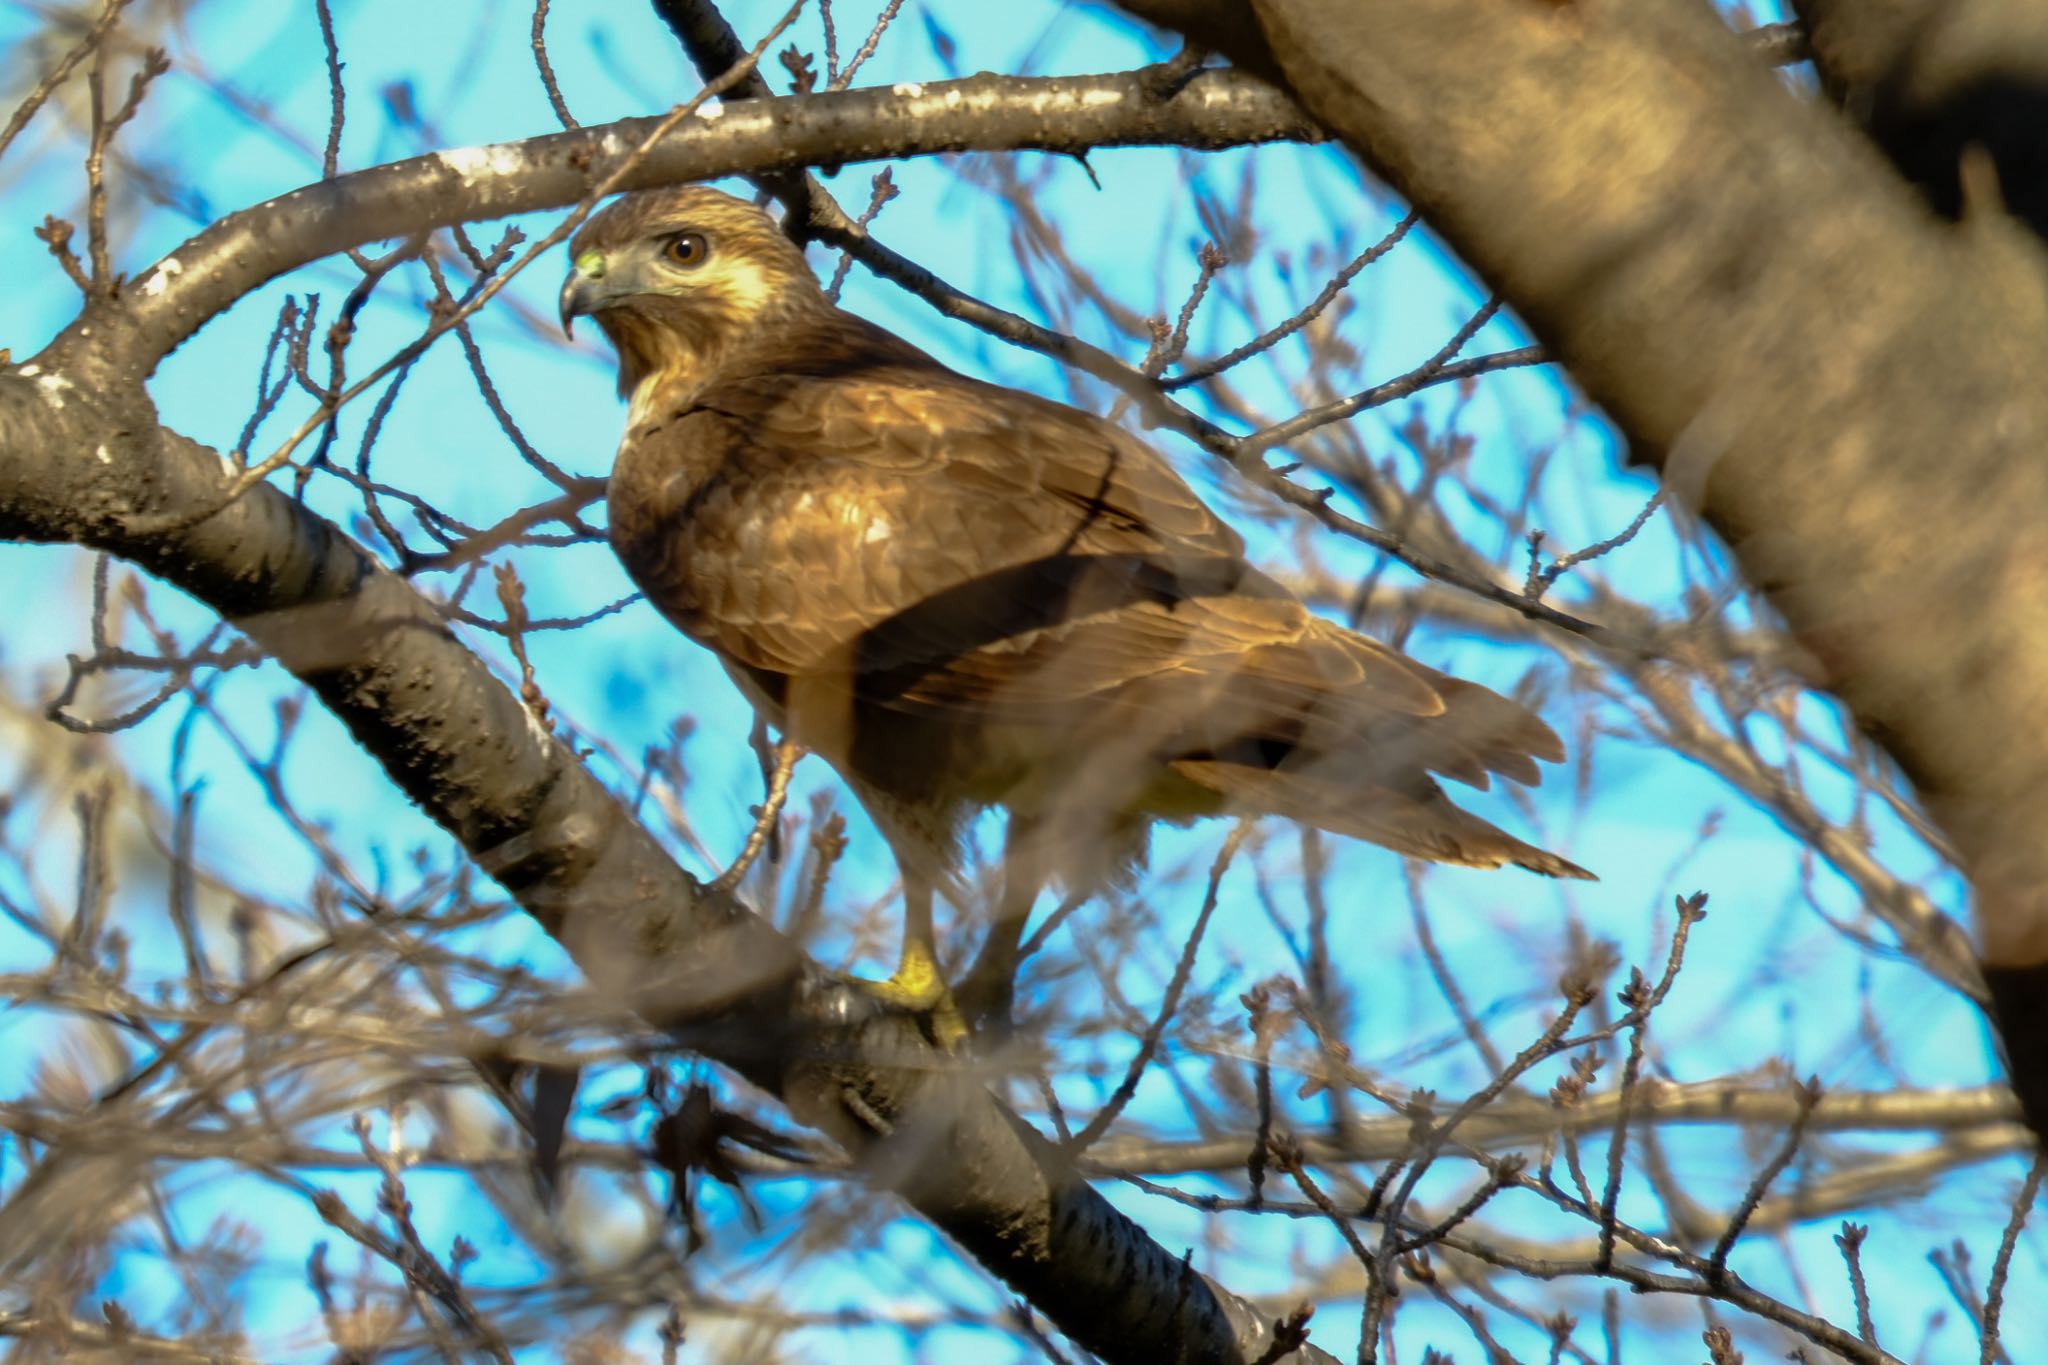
1110, 0, 2048, 1138
53, 66, 1316, 377
1091, 1082, 2023, 1174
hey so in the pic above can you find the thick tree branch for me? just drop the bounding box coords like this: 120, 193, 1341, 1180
1111, 0, 2048, 1136
53, 67, 1315, 377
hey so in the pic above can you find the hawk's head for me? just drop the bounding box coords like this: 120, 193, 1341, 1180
560, 187, 821, 397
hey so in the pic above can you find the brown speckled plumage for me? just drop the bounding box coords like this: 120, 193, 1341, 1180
565, 186, 1591, 931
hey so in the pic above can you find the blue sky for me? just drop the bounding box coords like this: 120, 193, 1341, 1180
0, 1, 2032, 1361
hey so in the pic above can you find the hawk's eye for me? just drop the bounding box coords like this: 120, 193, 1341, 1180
662, 233, 709, 268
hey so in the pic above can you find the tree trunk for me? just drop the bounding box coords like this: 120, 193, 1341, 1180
1112, 0, 2048, 1136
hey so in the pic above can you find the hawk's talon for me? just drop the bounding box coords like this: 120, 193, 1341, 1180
857, 939, 968, 1050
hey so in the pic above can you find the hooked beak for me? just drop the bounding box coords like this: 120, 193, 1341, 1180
559, 250, 617, 338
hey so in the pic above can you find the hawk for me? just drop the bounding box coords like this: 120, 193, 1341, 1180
561, 186, 1591, 1028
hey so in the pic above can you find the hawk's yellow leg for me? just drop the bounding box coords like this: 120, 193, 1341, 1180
862, 873, 967, 1048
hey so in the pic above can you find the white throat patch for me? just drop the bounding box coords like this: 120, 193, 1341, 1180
626, 372, 668, 431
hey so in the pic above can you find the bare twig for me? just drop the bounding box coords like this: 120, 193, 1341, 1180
825, 167, 899, 301
1835, 1223, 1876, 1346
404, 483, 606, 575
1707, 1077, 1822, 1279
83, 28, 171, 294
711, 738, 803, 894
1980, 1154, 2045, 1365
532, 0, 579, 128
315, 0, 347, 177
0, 0, 137, 165
1065, 822, 1249, 1152
1243, 981, 1283, 1207
1597, 973, 1651, 1273
1166, 209, 1419, 389
34, 215, 92, 293
1241, 312, 1525, 456
1142, 241, 1229, 379
1524, 491, 1667, 600
492, 563, 553, 737
830, 0, 906, 90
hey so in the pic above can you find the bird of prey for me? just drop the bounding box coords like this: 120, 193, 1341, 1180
560, 186, 1592, 1029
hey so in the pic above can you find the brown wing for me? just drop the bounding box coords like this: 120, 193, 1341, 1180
609, 323, 1584, 875
614, 352, 1448, 720
608, 322, 1577, 829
